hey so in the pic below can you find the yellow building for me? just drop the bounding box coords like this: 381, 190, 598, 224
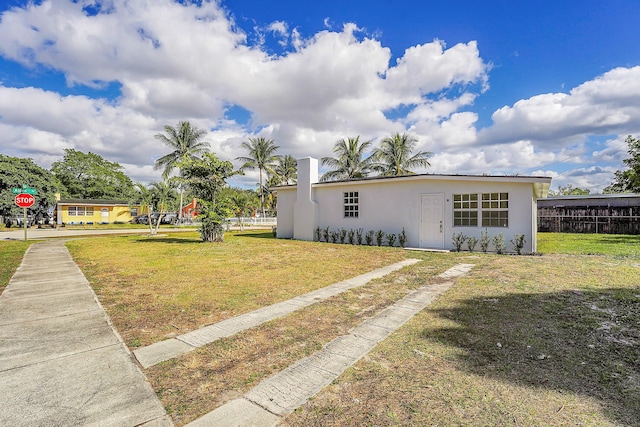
55, 199, 144, 225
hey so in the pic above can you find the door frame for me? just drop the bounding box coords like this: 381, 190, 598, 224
420, 193, 445, 249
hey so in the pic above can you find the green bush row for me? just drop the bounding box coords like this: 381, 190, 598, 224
315, 226, 408, 247
452, 231, 526, 254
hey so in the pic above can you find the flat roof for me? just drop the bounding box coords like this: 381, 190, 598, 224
273, 172, 552, 190
57, 199, 137, 206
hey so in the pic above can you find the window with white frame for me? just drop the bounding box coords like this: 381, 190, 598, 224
481, 192, 509, 227
344, 191, 359, 218
67, 206, 94, 216
453, 193, 478, 226
453, 192, 509, 227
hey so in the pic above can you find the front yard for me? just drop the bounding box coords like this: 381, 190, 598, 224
3, 232, 639, 425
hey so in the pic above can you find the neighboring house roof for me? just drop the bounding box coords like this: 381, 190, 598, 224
538, 193, 640, 207
273, 173, 552, 198
56, 199, 136, 206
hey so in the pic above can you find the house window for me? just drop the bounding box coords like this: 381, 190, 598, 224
67, 206, 94, 216
131, 208, 138, 217
453, 194, 478, 226
344, 191, 359, 218
482, 193, 509, 227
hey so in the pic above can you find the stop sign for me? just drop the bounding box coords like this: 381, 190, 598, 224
15, 193, 35, 208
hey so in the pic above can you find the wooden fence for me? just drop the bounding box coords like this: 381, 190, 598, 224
538, 206, 640, 234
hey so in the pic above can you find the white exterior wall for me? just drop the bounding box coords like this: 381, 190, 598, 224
276, 189, 295, 238
275, 158, 550, 253
313, 179, 537, 252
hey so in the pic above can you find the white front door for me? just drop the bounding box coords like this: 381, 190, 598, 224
101, 208, 109, 223
420, 193, 444, 248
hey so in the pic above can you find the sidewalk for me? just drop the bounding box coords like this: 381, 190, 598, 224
186, 263, 475, 426
134, 258, 422, 368
0, 240, 171, 426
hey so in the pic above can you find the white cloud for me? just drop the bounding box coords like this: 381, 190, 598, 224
479, 66, 640, 148
0, 0, 635, 194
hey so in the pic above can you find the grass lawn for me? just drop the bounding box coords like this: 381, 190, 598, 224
0, 240, 32, 295
65, 232, 639, 426
539, 232, 640, 257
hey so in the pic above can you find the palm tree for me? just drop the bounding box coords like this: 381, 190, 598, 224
372, 133, 432, 176
236, 137, 280, 217
134, 182, 155, 235
154, 121, 210, 221
320, 136, 375, 182
273, 154, 298, 185
149, 181, 177, 232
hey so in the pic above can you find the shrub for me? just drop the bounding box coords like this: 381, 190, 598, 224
452, 232, 467, 252
375, 229, 385, 247
330, 230, 339, 243
399, 227, 407, 248
323, 226, 330, 242
387, 233, 396, 247
493, 232, 506, 254
480, 229, 490, 253
511, 233, 526, 255
467, 236, 478, 252
315, 226, 321, 242
348, 229, 355, 244
272, 226, 277, 238
365, 230, 374, 246
339, 228, 347, 244
356, 228, 364, 245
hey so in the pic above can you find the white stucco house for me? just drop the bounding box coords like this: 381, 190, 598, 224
274, 157, 552, 253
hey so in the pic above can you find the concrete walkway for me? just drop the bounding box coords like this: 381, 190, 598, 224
185, 263, 474, 427
134, 258, 422, 368
0, 240, 171, 427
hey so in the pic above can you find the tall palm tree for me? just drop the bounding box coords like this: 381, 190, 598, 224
236, 137, 280, 217
273, 154, 298, 185
320, 136, 374, 182
372, 132, 432, 176
154, 121, 210, 221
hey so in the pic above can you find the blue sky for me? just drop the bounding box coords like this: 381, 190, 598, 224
0, 0, 639, 192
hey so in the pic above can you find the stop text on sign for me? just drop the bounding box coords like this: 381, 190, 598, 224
15, 193, 35, 208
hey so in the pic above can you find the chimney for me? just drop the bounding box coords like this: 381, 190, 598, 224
293, 157, 318, 241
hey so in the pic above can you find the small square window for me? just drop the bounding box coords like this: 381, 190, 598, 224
344, 191, 359, 218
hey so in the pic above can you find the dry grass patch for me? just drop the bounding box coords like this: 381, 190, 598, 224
285, 254, 640, 426
65, 231, 408, 347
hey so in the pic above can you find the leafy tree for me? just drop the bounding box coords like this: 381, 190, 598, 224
51, 149, 135, 200
181, 152, 238, 242
603, 135, 640, 194
0, 155, 58, 225
154, 121, 211, 220
236, 137, 280, 217
549, 184, 590, 196
320, 136, 374, 182
372, 132, 432, 176
272, 154, 298, 185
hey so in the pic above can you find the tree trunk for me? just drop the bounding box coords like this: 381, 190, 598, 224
178, 186, 184, 223
200, 223, 224, 242
259, 168, 265, 218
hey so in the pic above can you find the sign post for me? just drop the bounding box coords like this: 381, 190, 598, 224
14, 193, 36, 241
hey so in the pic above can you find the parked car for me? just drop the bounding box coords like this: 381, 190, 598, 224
160, 212, 177, 224
15, 215, 35, 227
134, 214, 149, 224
